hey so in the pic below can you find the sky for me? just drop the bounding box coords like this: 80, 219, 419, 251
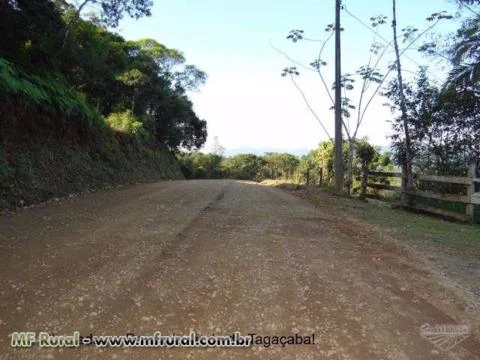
116, 0, 462, 155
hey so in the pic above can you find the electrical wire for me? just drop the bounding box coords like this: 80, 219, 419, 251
342, 4, 445, 82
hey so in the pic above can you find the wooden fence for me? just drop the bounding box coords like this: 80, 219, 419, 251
361, 162, 480, 222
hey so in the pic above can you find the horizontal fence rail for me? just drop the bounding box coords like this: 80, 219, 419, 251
367, 183, 401, 192
417, 174, 471, 185
361, 161, 478, 222
367, 171, 402, 178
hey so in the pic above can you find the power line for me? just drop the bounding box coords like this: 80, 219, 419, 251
463, 4, 480, 17
342, 4, 445, 83
290, 75, 333, 141
268, 40, 317, 73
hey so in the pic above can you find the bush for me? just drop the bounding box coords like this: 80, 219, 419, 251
105, 110, 149, 139
193, 166, 207, 179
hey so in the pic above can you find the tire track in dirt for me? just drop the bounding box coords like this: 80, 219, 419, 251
1, 180, 478, 359
0, 180, 229, 360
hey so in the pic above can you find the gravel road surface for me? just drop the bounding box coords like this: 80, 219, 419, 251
0, 180, 478, 359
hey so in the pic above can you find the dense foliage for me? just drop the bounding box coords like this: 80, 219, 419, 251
0, 58, 99, 127
0, 0, 207, 151
385, 3, 480, 178
178, 139, 393, 195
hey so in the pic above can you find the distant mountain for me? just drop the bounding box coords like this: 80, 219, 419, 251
223, 145, 392, 157
224, 147, 311, 157
377, 145, 393, 154
203, 144, 392, 157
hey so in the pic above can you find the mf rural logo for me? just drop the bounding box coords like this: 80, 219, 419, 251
420, 324, 471, 351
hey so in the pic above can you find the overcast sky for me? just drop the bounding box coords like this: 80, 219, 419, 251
117, 0, 461, 154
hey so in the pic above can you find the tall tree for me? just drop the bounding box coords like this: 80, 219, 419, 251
0, 0, 65, 68
276, 5, 449, 195
334, 0, 344, 194
386, 68, 479, 179
392, 0, 413, 199
60, 0, 153, 48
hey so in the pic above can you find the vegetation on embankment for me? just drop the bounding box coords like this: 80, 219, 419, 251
0, 133, 183, 209
0, 57, 183, 208
0, 1, 207, 208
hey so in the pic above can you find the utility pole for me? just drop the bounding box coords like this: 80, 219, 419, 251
334, 0, 344, 194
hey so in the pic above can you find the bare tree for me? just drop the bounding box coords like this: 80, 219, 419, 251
274, 5, 451, 195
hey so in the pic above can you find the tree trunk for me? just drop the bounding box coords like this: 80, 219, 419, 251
345, 140, 355, 195
392, 0, 413, 202
360, 165, 368, 200
334, 0, 344, 194
60, 0, 91, 50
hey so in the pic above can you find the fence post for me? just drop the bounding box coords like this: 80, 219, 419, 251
360, 167, 368, 200
401, 164, 407, 206
466, 161, 477, 223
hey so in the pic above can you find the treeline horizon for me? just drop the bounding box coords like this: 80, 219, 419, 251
178, 139, 393, 195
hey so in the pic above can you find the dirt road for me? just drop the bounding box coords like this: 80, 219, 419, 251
0, 180, 478, 359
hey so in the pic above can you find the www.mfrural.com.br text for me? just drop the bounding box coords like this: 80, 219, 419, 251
10, 331, 316, 349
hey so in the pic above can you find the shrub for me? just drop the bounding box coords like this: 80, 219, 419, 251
105, 110, 149, 138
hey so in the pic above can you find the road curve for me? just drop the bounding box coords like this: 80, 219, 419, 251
0, 180, 478, 359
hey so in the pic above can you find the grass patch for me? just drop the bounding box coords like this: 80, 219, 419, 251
267, 180, 480, 252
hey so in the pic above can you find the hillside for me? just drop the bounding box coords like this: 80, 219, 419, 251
0, 1, 207, 208
0, 58, 186, 209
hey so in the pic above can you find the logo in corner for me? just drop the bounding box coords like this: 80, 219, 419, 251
420, 323, 470, 351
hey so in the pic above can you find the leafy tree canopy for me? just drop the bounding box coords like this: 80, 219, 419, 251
0, 0, 207, 152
